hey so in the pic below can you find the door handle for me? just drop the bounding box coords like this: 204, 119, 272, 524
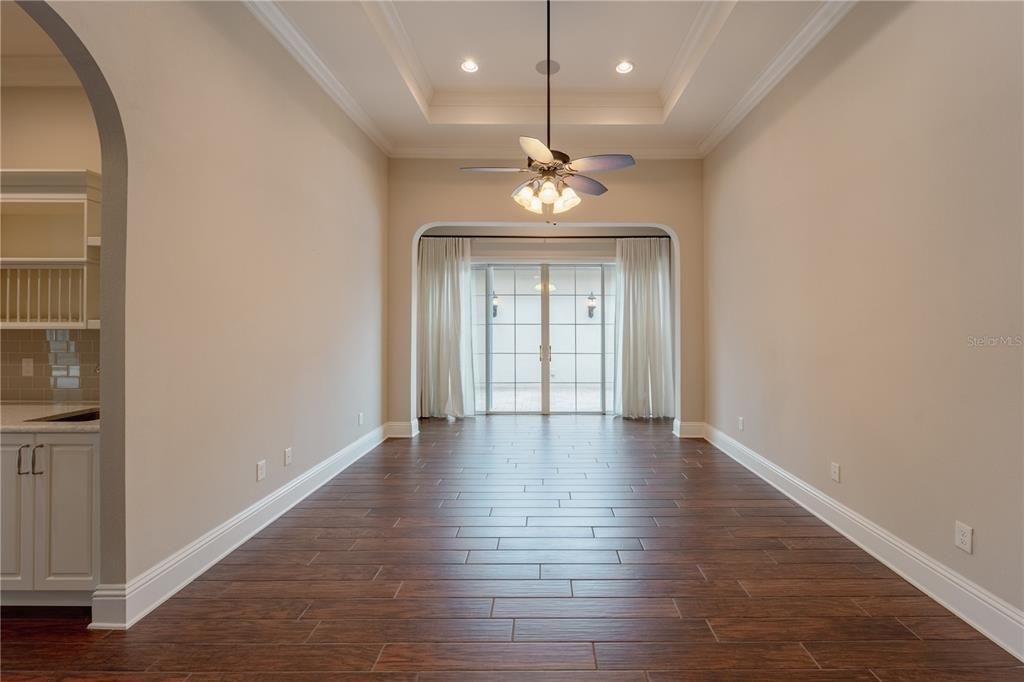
16, 444, 30, 475
539, 344, 544, 362
548, 345, 552, 362
31, 444, 44, 475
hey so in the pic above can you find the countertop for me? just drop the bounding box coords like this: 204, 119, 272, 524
1, 402, 101, 433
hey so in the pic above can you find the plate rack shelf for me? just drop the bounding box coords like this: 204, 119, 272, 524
0, 170, 101, 329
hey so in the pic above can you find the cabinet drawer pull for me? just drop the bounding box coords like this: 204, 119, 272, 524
17, 444, 31, 475
31, 444, 44, 475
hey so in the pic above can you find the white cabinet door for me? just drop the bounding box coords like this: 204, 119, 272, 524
1, 435, 35, 590
32, 434, 100, 591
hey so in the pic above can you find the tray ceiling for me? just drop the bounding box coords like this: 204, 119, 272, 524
249, 1, 854, 159
4, 1, 855, 159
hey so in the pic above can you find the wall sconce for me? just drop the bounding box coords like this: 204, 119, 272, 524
491, 291, 500, 318
586, 292, 598, 318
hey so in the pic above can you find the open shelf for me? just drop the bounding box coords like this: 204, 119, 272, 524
1, 200, 92, 260
1, 170, 101, 330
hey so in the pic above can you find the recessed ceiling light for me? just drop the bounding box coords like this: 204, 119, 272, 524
461, 58, 479, 73
615, 60, 634, 75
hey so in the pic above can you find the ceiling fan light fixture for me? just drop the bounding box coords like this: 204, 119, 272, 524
512, 184, 535, 209
563, 185, 581, 207
553, 185, 581, 214
459, 0, 636, 217
538, 179, 559, 204
461, 58, 479, 73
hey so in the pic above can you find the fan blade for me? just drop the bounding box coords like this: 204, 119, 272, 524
460, 166, 529, 173
565, 174, 608, 196
569, 154, 635, 173
519, 136, 554, 164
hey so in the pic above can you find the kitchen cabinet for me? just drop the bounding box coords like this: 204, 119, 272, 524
0, 431, 100, 593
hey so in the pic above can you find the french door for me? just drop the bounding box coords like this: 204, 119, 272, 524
472, 263, 616, 414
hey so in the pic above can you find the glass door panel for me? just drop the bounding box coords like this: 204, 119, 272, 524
547, 265, 577, 412
603, 264, 617, 413
471, 267, 488, 412
549, 324, 575, 354
513, 266, 543, 412
472, 262, 615, 414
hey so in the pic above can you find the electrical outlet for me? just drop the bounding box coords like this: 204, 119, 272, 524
830, 462, 841, 483
21, 358, 33, 377
283, 447, 293, 467
358, 412, 365, 425
955, 521, 973, 554
256, 459, 267, 481
737, 416, 744, 431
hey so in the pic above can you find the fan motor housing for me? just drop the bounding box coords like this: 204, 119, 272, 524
530, 149, 571, 167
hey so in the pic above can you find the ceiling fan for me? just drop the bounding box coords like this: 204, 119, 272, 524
460, 0, 635, 216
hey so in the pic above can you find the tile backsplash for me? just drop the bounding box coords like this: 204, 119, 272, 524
1, 329, 100, 402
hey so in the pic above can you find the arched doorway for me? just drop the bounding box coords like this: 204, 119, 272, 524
14, 1, 128, 624
408, 222, 684, 433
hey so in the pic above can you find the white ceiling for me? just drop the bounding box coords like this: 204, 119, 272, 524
3, 1, 855, 159
249, 0, 855, 159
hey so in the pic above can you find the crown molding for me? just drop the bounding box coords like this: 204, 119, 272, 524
431, 89, 663, 109
430, 88, 664, 125
246, 0, 852, 162
660, 0, 737, 118
243, 0, 394, 154
390, 146, 702, 161
361, 0, 433, 118
698, 0, 856, 156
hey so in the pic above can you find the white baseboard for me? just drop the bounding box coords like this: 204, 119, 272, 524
385, 420, 419, 438
672, 419, 706, 438
89, 426, 385, 630
704, 424, 1024, 663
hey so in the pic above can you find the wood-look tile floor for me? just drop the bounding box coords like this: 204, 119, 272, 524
4, 416, 1022, 680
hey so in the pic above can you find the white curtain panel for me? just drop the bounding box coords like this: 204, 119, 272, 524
417, 237, 476, 418
615, 238, 674, 418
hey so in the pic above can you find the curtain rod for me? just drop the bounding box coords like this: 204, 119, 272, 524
420, 235, 669, 240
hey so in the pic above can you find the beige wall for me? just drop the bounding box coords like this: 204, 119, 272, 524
1, 86, 100, 169
705, 1, 1023, 607
51, 2, 388, 580
387, 158, 704, 425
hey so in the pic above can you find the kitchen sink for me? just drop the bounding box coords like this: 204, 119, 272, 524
30, 408, 100, 422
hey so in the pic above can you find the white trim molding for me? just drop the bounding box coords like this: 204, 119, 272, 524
704, 424, 1024, 663
672, 420, 707, 438
247, 0, 851, 160
660, 0, 737, 117
698, 1, 856, 155
89, 426, 386, 630
361, 0, 433, 119
389, 145, 703, 161
243, 0, 393, 154
385, 420, 420, 439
